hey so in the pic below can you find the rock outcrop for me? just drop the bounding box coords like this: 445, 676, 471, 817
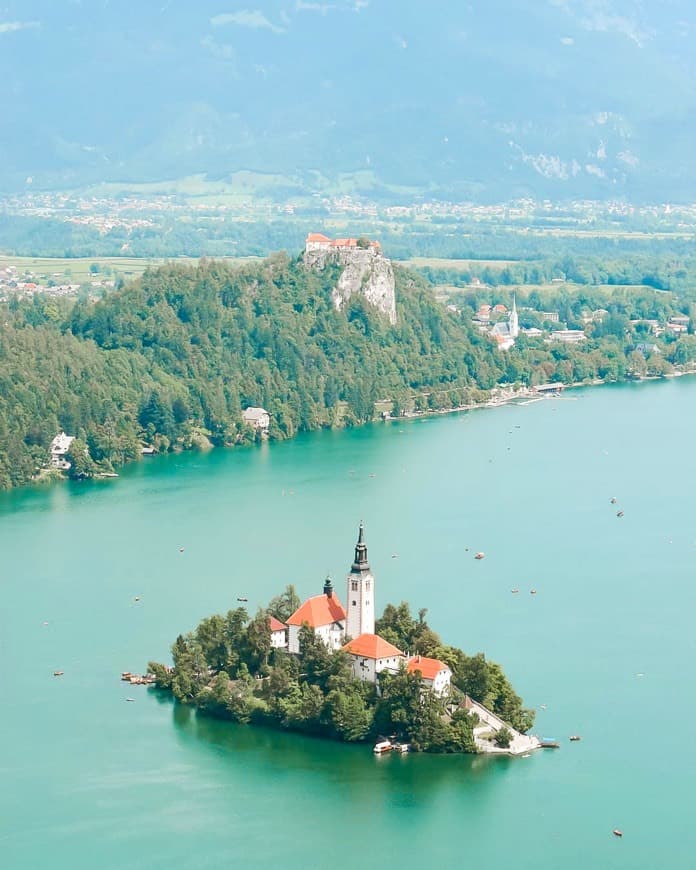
303, 234, 397, 325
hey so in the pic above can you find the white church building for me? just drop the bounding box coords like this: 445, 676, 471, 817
283, 523, 451, 695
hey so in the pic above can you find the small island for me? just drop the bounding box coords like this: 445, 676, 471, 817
148, 525, 536, 754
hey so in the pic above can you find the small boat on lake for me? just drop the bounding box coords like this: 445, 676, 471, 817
475, 552, 485, 560
511, 589, 519, 594
373, 740, 393, 754
617, 511, 624, 518
569, 735, 582, 742
530, 589, 537, 595
613, 829, 623, 838
53, 671, 64, 677
540, 738, 560, 748
237, 597, 248, 602
610, 497, 617, 504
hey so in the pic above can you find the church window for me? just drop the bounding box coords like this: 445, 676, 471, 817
351, 580, 358, 592
365, 581, 370, 591
352, 600, 357, 606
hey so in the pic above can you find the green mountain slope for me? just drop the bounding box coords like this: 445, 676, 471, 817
0, 257, 498, 489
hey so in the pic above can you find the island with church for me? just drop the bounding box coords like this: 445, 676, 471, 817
147, 524, 538, 755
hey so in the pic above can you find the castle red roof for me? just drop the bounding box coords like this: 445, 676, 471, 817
306, 232, 381, 250
407, 655, 450, 681
269, 616, 286, 633
342, 633, 404, 660
286, 593, 346, 628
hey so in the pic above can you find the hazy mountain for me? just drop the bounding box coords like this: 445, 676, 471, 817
1, 0, 694, 200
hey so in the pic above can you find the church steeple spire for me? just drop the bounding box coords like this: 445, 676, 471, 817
509, 293, 519, 338
323, 574, 334, 598
346, 522, 375, 640
351, 521, 370, 573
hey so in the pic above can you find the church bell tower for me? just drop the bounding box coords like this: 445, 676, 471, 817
345, 522, 375, 640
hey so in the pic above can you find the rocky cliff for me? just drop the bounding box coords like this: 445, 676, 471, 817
304, 245, 397, 326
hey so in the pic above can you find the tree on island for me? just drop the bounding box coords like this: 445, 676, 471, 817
147, 597, 533, 752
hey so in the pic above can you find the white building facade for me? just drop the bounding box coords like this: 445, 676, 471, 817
343, 633, 405, 684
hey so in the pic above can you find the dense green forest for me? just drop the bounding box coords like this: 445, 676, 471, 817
1, 252, 695, 491
0, 255, 491, 489
147, 592, 533, 752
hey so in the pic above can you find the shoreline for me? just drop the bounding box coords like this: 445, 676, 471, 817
17, 366, 696, 496
387, 366, 696, 423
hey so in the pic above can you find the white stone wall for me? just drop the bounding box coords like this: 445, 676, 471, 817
349, 654, 405, 684
428, 668, 452, 697
270, 629, 287, 649
288, 621, 345, 655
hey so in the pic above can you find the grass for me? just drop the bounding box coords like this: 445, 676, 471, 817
0, 254, 259, 285
400, 257, 520, 269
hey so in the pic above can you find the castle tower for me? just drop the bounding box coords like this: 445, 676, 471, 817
509, 294, 519, 338
345, 522, 375, 640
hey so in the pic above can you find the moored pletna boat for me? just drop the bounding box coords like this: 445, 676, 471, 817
373, 740, 393, 754
540, 738, 560, 748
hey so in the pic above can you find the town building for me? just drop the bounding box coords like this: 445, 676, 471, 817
407, 655, 452, 696
342, 633, 405, 683
285, 575, 346, 654
49, 432, 75, 470
548, 329, 587, 344
242, 407, 270, 431
269, 616, 288, 649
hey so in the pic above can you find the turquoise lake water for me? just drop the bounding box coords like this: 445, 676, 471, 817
2, 378, 695, 869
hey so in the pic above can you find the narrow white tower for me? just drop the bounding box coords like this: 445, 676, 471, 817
509, 294, 519, 338
345, 522, 375, 640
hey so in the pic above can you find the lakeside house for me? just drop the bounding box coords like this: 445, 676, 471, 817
242, 407, 270, 431
49, 432, 75, 470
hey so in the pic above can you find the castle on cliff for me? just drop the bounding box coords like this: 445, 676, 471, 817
303, 233, 397, 325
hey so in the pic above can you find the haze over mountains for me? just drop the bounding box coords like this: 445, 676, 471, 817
1, 0, 694, 201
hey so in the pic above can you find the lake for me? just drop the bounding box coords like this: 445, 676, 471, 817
1, 378, 695, 869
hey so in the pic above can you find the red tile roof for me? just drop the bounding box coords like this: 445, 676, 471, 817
407, 655, 450, 681
286, 593, 346, 628
342, 633, 404, 659
269, 616, 286, 633
306, 232, 331, 242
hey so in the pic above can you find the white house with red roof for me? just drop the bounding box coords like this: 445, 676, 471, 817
285, 576, 347, 655
342, 633, 405, 683
407, 655, 452, 697
269, 616, 288, 650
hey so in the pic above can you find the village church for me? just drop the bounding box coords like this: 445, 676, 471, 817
278, 524, 451, 696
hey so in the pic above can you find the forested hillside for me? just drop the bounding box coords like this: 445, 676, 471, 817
2, 252, 693, 492
0, 255, 496, 489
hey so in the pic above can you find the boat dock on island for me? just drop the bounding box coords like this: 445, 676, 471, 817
121, 671, 156, 685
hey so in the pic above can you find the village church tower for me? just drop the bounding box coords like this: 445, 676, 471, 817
345, 523, 375, 640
